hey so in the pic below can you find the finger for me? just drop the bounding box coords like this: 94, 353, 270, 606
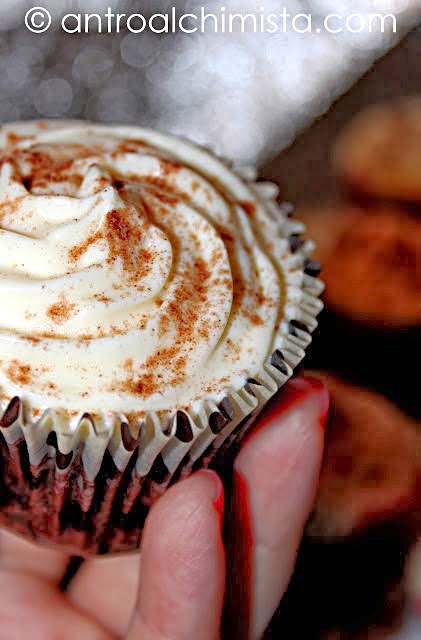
68, 553, 141, 637
0, 569, 114, 640
127, 469, 225, 640
0, 528, 70, 583
225, 376, 329, 640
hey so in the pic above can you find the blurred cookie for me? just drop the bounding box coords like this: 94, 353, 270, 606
333, 97, 421, 203
307, 372, 420, 538
302, 206, 421, 416
306, 206, 421, 328
268, 373, 419, 638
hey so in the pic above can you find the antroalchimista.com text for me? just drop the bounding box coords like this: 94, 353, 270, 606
25, 6, 398, 36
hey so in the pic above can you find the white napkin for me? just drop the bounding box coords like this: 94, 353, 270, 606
1, 1, 420, 164
148, 1, 421, 163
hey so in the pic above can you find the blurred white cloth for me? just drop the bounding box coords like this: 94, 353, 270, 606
151, 0, 421, 163
1, 1, 420, 164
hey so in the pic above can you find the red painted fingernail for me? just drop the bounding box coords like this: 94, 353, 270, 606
302, 376, 330, 430
243, 375, 330, 445
196, 469, 225, 526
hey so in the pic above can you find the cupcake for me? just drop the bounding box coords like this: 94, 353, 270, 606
303, 206, 421, 417
269, 373, 420, 639
307, 372, 420, 538
333, 97, 421, 209
0, 121, 322, 554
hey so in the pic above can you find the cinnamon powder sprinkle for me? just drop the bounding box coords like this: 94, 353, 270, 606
93, 294, 112, 304
143, 185, 179, 206
69, 206, 154, 288
47, 297, 77, 324
158, 256, 213, 340
140, 177, 190, 204
104, 208, 154, 285
107, 209, 131, 241
250, 314, 265, 327
6, 360, 32, 386
128, 372, 158, 396
159, 158, 183, 176
114, 139, 152, 155
118, 347, 188, 397
6, 132, 28, 146
14, 146, 90, 192
239, 201, 256, 218
0, 195, 25, 225
68, 229, 101, 263
124, 358, 134, 372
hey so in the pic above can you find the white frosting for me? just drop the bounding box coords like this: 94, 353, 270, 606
0, 121, 297, 420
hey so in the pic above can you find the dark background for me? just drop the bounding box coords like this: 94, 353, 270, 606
263, 27, 421, 209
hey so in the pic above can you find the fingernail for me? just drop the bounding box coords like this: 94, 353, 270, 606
243, 375, 330, 445
195, 469, 225, 526
301, 376, 330, 430
278, 376, 329, 423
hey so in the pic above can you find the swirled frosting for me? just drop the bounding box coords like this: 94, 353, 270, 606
0, 121, 298, 420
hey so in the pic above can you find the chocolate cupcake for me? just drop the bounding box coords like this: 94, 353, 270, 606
307, 372, 420, 538
333, 97, 421, 209
271, 372, 420, 639
303, 206, 421, 417
0, 121, 322, 554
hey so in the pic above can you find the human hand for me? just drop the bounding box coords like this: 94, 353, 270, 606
0, 376, 328, 640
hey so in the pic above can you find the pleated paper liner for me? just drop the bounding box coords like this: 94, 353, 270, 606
0, 183, 324, 554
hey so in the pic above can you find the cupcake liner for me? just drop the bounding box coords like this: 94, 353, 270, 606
0, 175, 323, 555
